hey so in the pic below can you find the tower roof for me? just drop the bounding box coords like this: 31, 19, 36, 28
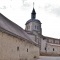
25, 3, 41, 25
25, 19, 41, 25
31, 2, 36, 19
31, 7, 36, 19
31, 8, 36, 14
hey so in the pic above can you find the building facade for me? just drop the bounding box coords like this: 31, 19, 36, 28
25, 7, 60, 56
0, 13, 39, 60
0, 5, 60, 60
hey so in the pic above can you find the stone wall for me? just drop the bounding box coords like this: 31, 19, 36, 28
0, 31, 39, 60
47, 43, 60, 54
41, 38, 47, 52
40, 37, 60, 56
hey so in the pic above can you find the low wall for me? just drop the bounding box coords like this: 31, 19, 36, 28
40, 52, 60, 56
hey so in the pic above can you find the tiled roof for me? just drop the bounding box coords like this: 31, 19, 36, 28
25, 19, 41, 25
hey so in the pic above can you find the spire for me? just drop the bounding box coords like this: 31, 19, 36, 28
33, 2, 34, 8
31, 2, 36, 19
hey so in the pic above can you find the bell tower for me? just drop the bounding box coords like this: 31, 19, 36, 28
25, 3, 42, 35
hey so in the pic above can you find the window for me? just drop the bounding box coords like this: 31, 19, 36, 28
53, 48, 54, 51
27, 48, 28, 52
17, 46, 19, 51
55, 40, 59, 44
27, 26, 28, 30
43, 37, 46, 40
27, 25, 30, 29
37, 26, 39, 29
35, 26, 39, 30
45, 47, 46, 50
49, 39, 53, 43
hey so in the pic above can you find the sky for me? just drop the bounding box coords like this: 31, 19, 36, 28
0, 0, 60, 38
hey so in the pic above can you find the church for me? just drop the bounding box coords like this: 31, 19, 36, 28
25, 7, 60, 56
0, 4, 60, 60
0, 8, 39, 60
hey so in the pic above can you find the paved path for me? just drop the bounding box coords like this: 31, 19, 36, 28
37, 56, 60, 60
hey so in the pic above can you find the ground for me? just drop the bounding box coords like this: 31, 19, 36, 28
37, 56, 60, 60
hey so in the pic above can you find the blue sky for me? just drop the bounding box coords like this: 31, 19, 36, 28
0, 0, 60, 38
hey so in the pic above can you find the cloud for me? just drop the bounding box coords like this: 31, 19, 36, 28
0, 6, 6, 9
44, 4, 53, 12
21, 0, 31, 10
44, 4, 51, 9
51, 7, 60, 16
22, 0, 30, 7
22, 2, 30, 7
44, 4, 60, 16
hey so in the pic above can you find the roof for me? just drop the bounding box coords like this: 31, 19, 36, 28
31, 8, 36, 14
25, 19, 41, 25
0, 13, 38, 46
25, 7, 41, 25
42, 35, 60, 40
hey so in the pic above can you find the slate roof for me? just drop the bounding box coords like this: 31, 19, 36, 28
0, 13, 38, 45
42, 35, 60, 40
31, 8, 36, 14
25, 19, 41, 25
